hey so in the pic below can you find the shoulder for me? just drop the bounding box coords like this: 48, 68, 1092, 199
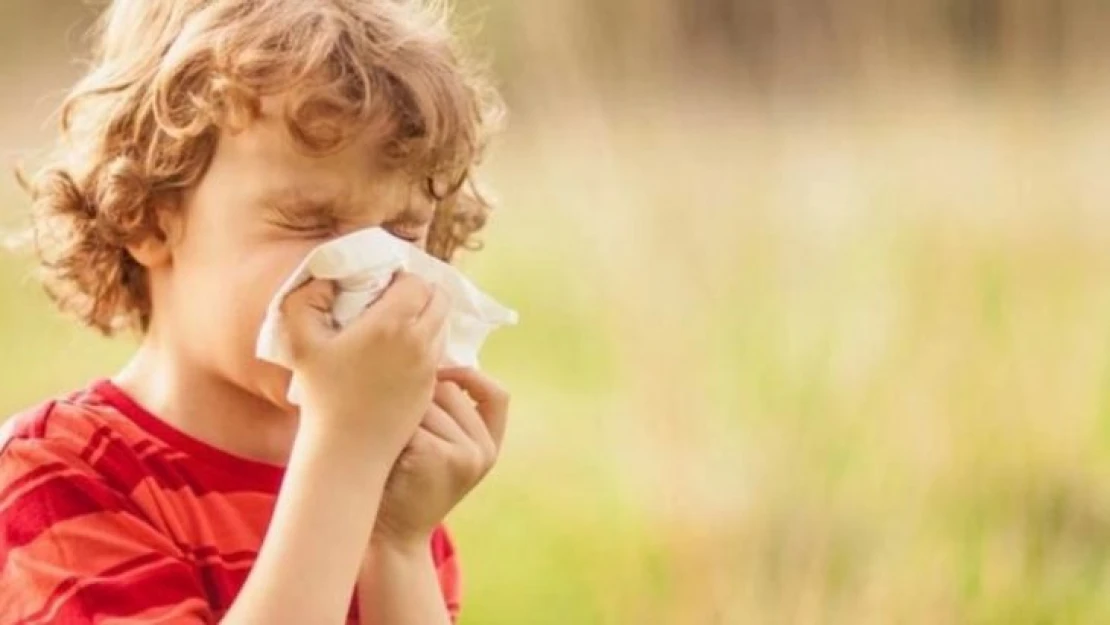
0, 394, 211, 623
0, 391, 157, 566
0, 386, 143, 498
1, 395, 96, 471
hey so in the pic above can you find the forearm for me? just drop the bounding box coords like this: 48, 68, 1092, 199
358, 538, 453, 625
223, 425, 392, 625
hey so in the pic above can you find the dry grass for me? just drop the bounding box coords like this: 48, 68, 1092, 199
4, 70, 1110, 625
449, 86, 1110, 624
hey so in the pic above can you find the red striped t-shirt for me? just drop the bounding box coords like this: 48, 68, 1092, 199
0, 380, 461, 624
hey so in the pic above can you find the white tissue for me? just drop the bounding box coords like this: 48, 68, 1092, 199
256, 228, 518, 405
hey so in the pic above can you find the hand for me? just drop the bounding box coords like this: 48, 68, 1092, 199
371, 367, 510, 549
280, 272, 449, 457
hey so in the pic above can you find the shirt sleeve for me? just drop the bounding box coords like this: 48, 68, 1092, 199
0, 435, 213, 625
431, 525, 461, 623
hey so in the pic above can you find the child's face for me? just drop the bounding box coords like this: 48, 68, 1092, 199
152, 99, 434, 411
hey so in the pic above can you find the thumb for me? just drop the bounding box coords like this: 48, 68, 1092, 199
279, 278, 337, 361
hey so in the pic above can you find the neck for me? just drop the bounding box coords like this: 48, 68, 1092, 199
113, 337, 299, 466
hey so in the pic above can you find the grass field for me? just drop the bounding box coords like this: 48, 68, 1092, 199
5, 85, 1110, 623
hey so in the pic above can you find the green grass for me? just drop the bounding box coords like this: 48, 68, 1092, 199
6, 91, 1110, 624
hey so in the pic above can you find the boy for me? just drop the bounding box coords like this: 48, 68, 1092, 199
0, 0, 509, 623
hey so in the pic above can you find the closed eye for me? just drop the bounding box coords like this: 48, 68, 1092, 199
269, 214, 338, 237
383, 220, 430, 244
263, 195, 341, 237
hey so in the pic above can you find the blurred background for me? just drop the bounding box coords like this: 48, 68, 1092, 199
4, 0, 1110, 623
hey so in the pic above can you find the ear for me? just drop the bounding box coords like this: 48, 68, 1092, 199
126, 235, 171, 269
126, 202, 181, 269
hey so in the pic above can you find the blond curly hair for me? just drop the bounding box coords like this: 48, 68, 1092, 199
20, 0, 503, 335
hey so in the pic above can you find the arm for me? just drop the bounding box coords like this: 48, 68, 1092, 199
221, 425, 392, 625
358, 367, 510, 625
225, 274, 449, 625
356, 539, 453, 625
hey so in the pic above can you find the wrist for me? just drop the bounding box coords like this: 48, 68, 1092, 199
294, 419, 394, 484
357, 529, 449, 625
369, 529, 433, 559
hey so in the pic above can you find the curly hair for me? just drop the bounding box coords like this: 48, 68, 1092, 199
19, 0, 503, 335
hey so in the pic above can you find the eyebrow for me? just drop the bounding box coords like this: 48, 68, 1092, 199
258, 185, 431, 224
258, 186, 346, 217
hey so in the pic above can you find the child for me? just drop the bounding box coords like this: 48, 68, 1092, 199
0, 1, 508, 623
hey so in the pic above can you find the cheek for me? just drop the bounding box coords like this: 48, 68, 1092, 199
234, 244, 324, 398
171, 240, 317, 379
227, 245, 317, 346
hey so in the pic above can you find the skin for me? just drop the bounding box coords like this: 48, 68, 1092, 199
117, 97, 509, 624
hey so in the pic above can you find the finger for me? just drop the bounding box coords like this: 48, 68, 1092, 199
429, 320, 448, 363
278, 279, 337, 357
434, 381, 495, 453
437, 368, 510, 449
363, 271, 431, 324
420, 402, 469, 445
407, 426, 452, 456
413, 286, 450, 340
